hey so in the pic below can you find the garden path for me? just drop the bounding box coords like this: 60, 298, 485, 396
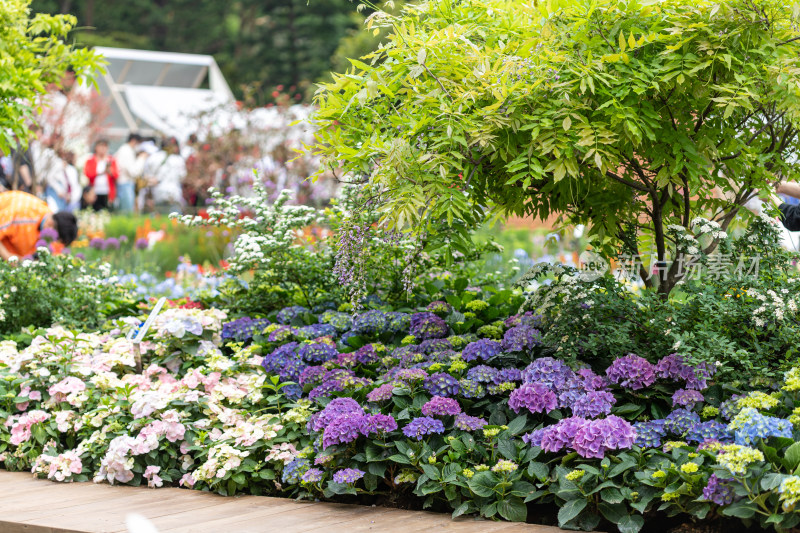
0, 472, 563, 533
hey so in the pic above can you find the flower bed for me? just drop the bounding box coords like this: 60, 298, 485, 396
2, 291, 800, 532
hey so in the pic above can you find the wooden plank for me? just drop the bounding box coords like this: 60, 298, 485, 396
0, 472, 566, 533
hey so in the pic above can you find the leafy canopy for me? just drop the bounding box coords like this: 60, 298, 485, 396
313, 0, 800, 292
1, 0, 101, 153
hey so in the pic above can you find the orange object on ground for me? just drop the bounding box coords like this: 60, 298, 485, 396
0, 191, 52, 258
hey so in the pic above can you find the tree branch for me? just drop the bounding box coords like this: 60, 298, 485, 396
606, 170, 650, 192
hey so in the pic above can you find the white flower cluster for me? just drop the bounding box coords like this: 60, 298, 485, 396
691, 217, 728, 240
747, 284, 800, 327
667, 224, 701, 255
172, 185, 320, 274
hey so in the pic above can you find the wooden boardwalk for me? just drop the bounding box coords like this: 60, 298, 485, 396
0, 472, 562, 533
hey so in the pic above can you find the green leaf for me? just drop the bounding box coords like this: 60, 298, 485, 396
562, 116, 572, 131
598, 502, 626, 524
784, 442, 800, 470
505, 414, 528, 435
452, 502, 471, 519
558, 498, 587, 527
497, 497, 527, 522
721, 501, 756, 519
600, 487, 624, 504
528, 461, 549, 481
468, 471, 498, 497
387, 454, 412, 465
497, 439, 518, 460
618, 514, 645, 533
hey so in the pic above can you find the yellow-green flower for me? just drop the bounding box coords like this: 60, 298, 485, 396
716, 444, 765, 475
474, 464, 490, 472
428, 455, 437, 464
483, 427, 501, 438
661, 491, 681, 502
736, 391, 779, 410
701, 406, 719, 418
449, 360, 467, 372
783, 367, 800, 392
461, 468, 474, 479
651, 470, 667, 479
491, 460, 518, 473
663, 441, 688, 452
465, 300, 489, 312
680, 463, 699, 474
565, 469, 585, 481
401, 335, 416, 345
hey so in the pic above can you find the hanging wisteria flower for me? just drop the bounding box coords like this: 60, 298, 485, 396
701, 474, 736, 505
508, 383, 557, 414
571, 391, 616, 418
403, 416, 445, 440
501, 325, 542, 352
421, 396, 462, 417
454, 413, 487, 431
423, 372, 461, 397
332, 468, 365, 484
461, 339, 502, 362
672, 389, 704, 407
605, 354, 656, 390
409, 312, 449, 340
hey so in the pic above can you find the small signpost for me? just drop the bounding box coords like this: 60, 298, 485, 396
126, 297, 167, 372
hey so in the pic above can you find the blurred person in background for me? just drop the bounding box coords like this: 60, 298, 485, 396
84, 139, 118, 211
114, 133, 147, 213
43, 149, 74, 212
0, 190, 77, 260
142, 137, 186, 215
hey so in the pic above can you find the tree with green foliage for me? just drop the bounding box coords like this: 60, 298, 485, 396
313, 0, 800, 295
0, 0, 100, 153
31, 0, 359, 101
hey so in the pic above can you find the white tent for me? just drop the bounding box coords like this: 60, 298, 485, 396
94, 47, 235, 143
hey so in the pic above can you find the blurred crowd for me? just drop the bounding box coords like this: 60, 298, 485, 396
0, 130, 261, 216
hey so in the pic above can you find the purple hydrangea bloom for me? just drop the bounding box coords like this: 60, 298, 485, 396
299, 365, 327, 386
576, 368, 610, 391
366, 383, 395, 402
426, 301, 451, 314
664, 408, 701, 435
298, 323, 337, 339
354, 344, 381, 365
522, 428, 546, 447
319, 311, 353, 332
687, 421, 733, 444
720, 395, 744, 420
540, 417, 588, 453
523, 357, 576, 390
402, 416, 445, 440
299, 342, 339, 363
509, 383, 558, 414
268, 326, 296, 343
461, 339, 502, 362
281, 458, 309, 483
276, 306, 310, 324
504, 312, 544, 329
362, 413, 398, 436
418, 338, 452, 354
633, 420, 666, 447
394, 368, 428, 383
459, 379, 486, 399
301, 468, 324, 483
352, 310, 388, 335
605, 354, 656, 390
467, 365, 498, 383
493, 368, 523, 384
655, 353, 715, 390
572, 416, 636, 459
423, 372, 461, 397
322, 413, 366, 448
421, 396, 461, 417
454, 413, 487, 431
702, 474, 736, 505
501, 325, 542, 352
672, 388, 705, 407
332, 468, 365, 484
307, 398, 364, 432
410, 312, 449, 340
222, 317, 271, 341
384, 312, 410, 333
572, 391, 616, 418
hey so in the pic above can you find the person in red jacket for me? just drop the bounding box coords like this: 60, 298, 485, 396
84, 139, 119, 211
